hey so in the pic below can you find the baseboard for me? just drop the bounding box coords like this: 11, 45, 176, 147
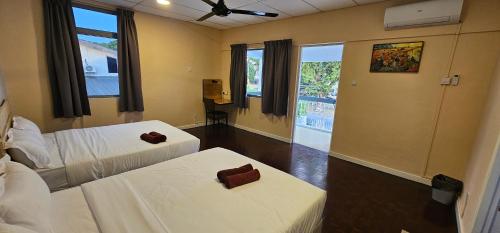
330, 151, 432, 186
176, 122, 207, 129
177, 122, 292, 143
230, 123, 292, 143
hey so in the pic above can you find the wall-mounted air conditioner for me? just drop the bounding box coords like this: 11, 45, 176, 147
85, 65, 96, 73
384, 0, 463, 30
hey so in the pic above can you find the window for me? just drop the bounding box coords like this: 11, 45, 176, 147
73, 6, 119, 97
246, 49, 264, 96
106, 56, 118, 73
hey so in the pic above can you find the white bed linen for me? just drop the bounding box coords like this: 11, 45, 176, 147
51, 187, 100, 233
36, 133, 69, 191
54, 120, 200, 186
81, 147, 326, 233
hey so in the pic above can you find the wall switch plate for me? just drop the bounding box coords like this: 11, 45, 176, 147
451, 75, 460, 86
441, 77, 451, 85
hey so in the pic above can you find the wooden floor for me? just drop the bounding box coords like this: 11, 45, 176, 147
185, 125, 458, 233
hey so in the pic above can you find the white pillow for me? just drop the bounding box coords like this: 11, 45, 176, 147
5, 128, 51, 168
0, 162, 53, 233
0, 153, 10, 162
12, 116, 41, 134
0, 161, 5, 196
0, 223, 38, 233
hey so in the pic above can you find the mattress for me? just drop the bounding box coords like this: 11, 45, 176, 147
80, 147, 326, 233
37, 120, 200, 189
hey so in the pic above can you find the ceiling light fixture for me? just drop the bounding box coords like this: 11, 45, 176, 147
157, 0, 170, 5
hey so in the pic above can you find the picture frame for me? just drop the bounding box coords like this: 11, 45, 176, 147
370, 41, 424, 73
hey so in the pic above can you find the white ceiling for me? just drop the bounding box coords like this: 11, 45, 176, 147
91, 0, 386, 29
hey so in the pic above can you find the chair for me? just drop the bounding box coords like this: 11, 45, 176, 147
203, 98, 228, 126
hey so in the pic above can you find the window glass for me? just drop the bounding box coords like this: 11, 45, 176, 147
73, 7, 117, 32
73, 7, 119, 97
247, 49, 264, 96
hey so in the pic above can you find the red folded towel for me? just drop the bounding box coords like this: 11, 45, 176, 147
224, 169, 261, 189
140, 132, 167, 144
149, 131, 167, 142
217, 164, 253, 183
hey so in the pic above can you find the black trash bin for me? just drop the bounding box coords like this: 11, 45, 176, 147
431, 174, 463, 205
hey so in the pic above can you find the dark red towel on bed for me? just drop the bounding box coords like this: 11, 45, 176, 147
140, 132, 167, 144
149, 131, 167, 142
217, 164, 253, 183
224, 169, 260, 189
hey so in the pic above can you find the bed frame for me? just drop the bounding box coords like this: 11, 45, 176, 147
0, 99, 12, 158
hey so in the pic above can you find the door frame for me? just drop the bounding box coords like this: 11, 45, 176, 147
475, 137, 500, 233
290, 43, 345, 149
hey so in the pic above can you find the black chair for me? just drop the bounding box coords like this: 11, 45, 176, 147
203, 98, 228, 126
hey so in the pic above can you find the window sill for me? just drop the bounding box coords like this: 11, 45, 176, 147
88, 95, 119, 98
247, 94, 261, 98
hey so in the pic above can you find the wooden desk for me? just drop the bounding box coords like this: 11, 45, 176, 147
214, 98, 232, 105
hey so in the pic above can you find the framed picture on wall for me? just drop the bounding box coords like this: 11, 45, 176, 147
370, 41, 424, 73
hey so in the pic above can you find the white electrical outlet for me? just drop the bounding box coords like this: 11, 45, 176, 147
451, 75, 460, 86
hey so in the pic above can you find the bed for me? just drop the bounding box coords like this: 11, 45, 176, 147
0, 101, 200, 190
11, 147, 326, 233
37, 120, 200, 190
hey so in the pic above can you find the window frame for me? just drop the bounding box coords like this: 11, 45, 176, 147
73, 3, 120, 98
246, 48, 264, 98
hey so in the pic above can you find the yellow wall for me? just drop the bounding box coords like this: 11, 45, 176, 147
0, 0, 497, 181
220, 0, 500, 180
458, 57, 500, 233
1, 0, 499, 231
0, 0, 222, 132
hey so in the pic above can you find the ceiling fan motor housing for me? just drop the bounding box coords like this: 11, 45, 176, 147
213, 0, 231, 16
197, 0, 278, 21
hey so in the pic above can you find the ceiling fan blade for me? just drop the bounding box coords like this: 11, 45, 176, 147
197, 12, 215, 21
201, 0, 217, 7
230, 9, 278, 17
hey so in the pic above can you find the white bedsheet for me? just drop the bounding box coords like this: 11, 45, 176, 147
51, 187, 100, 233
81, 147, 326, 233
36, 133, 69, 191
55, 120, 200, 186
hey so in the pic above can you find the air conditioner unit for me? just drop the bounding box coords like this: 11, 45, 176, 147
384, 0, 463, 30
84, 65, 96, 73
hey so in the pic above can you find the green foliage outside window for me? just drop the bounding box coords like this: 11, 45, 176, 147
98, 40, 117, 50
300, 61, 342, 98
247, 57, 260, 84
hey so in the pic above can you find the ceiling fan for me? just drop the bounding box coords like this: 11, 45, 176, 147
197, 0, 279, 21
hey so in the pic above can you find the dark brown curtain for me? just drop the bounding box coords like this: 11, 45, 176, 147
229, 44, 248, 108
43, 0, 91, 118
117, 9, 144, 112
261, 39, 292, 116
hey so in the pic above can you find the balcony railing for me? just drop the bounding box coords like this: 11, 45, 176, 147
296, 96, 336, 132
